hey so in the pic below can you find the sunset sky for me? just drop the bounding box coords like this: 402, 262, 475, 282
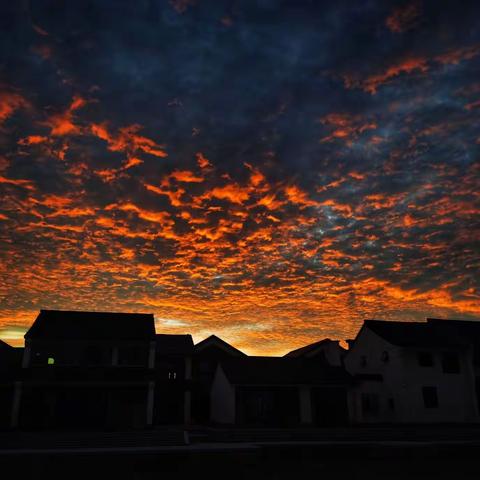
0, 0, 479, 354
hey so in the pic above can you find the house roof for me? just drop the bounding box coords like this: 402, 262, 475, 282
156, 334, 193, 355
427, 318, 480, 346
194, 334, 246, 356
0, 339, 14, 353
25, 310, 155, 340
219, 357, 351, 386
284, 338, 340, 358
364, 319, 468, 348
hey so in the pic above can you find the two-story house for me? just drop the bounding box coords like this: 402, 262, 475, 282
344, 319, 479, 424
192, 335, 246, 424
14, 309, 156, 430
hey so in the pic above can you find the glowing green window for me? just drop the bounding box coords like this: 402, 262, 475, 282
47, 357, 55, 365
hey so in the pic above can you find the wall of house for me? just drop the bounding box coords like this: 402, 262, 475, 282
396, 347, 477, 423
345, 328, 399, 423
210, 366, 235, 424
345, 327, 479, 423
24, 339, 151, 368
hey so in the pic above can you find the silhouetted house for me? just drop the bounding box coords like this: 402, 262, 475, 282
0, 340, 22, 429
15, 310, 156, 430
211, 357, 350, 426
427, 318, 480, 416
192, 335, 246, 424
285, 338, 346, 366
344, 319, 479, 423
154, 334, 193, 425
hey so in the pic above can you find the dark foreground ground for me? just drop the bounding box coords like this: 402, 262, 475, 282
2, 426, 480, 479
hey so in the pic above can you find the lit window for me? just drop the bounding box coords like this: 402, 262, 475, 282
168, 371, 177, 380
47, 357, 55, 365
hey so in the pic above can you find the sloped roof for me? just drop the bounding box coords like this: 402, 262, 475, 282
219, 356, 351, 386
194, 334, 246, 356
364, 319, 468, 348
285, 338, 338, 358
156, 334, 193, 355
0, 339, 14, 353
427, 318, 480, 346
25, 310, 155, 340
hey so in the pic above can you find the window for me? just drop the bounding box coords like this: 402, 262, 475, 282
442, 352, 460, 374
361, 393, 379, 415
422, 386, 439, 408
360, 355, 367, 367
387, 398, 395, 411
47, 357, 55, 365
381, 351, 389, 363
168, 371, 177, 380
417, 352, 433, 367
119, 346, 144, 366
85, 346, 102, 365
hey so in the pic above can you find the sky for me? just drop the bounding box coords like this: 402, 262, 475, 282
0, 0, 479, 355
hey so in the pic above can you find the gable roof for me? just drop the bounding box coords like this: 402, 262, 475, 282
156, 334, 193, 355
285, 338, 340, 358
427, 318, 480, 346
364, 319, 468, 348
25, 310, 155, 340
219, 357, 350, 386
194, 334, 246, 356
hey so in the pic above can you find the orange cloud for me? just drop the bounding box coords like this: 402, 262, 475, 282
48, 95, 86, 136
284, 185, 317, 208
204, 184, 250, 205
319, 113, 377, 143
435, 45, 480, 65
362, 57, 429, 94
91, 123, 167, 158
0, 91, 29, 124
0, 175, 36, 191
18, 135, 49, 145
169, 170, 204, 183
386, 1, 421, 33
196, 152, 212, 169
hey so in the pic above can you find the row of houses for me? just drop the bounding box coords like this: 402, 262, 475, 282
1, 309, 479, 430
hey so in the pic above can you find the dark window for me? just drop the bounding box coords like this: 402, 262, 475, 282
85, 346, 102, 365
361, 393, 379, 415
360, 355, 367, 367
119, 346, 144, 366
418, 352, 433, 367
422, 386, 439, 408
381, 351, 389, 363
388, 398, 395, 411
442, 352, 460, 374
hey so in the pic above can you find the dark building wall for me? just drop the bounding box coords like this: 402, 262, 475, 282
192, 345, 241, 424
235, 386, 300, 426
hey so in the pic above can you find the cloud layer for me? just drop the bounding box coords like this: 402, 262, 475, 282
0, 0, 479, 353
